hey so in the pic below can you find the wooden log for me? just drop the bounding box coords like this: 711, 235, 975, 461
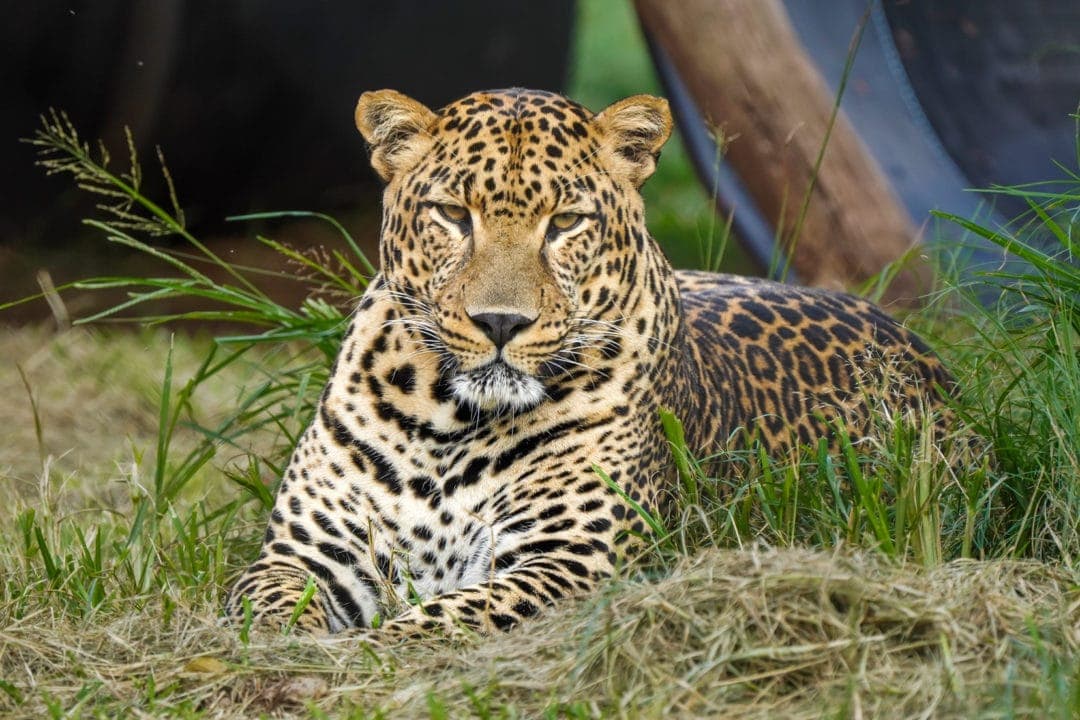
635, 0, 932, 307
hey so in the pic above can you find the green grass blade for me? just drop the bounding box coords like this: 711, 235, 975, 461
228, 210, 378, 277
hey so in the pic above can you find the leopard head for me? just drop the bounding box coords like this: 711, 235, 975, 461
355, 88, 674, 413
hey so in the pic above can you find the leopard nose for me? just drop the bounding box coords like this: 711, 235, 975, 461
468, 311, 535, 349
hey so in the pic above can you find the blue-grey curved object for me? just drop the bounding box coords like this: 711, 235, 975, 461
648, 1, 1080, 282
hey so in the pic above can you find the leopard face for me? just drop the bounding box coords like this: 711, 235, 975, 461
359, 89, 671, 413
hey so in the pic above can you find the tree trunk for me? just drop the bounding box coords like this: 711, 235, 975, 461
635, 0, 932, 307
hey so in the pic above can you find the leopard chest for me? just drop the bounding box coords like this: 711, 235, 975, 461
305, 397, 584, 601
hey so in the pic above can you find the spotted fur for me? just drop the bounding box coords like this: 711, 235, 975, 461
225, 88, 953, 638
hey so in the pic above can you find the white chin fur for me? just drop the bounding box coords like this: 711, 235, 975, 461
451, 363, 546, 413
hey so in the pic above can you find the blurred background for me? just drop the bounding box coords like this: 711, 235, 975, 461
2, 0, 1078, 321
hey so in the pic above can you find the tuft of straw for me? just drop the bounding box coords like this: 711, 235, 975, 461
0, 541, 1073, 718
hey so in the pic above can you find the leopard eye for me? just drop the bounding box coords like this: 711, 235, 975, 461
433, 203, 471, 230
547, 213, 584, 237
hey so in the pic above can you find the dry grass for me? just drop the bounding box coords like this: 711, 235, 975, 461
1, 325, 1077, 719
0, 546, 1075, 718
0, 327, 266, 488
2, 326, 170, 485
1, 326, 285, 509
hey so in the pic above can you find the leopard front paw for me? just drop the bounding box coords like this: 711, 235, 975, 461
224, 569, 333, 635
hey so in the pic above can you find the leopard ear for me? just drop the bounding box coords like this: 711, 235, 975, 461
355, 89, 437, 182
594, 94, 672, 187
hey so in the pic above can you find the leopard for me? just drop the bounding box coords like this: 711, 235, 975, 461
224, 87, 954, 639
